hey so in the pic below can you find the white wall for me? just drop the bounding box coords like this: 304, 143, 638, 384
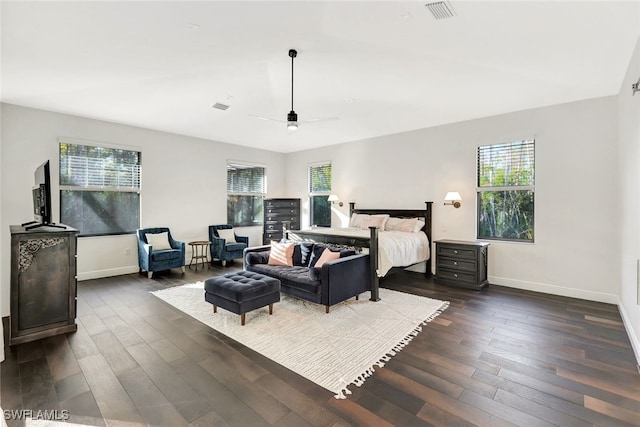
618, 36, 640, 362
0, 104, 287, 316
285, 96, 620, 304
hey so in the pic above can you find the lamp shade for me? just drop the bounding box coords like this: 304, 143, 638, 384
327, 194, 340, 202
444, 191, 462, 202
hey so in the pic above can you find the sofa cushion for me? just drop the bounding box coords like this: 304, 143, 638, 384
150, 249, 182, 262
268, 241, 294, 266
292, 242, 314, 266
309, 245, 350, 267
247, 264, 320, 295
314, 248, 340, 267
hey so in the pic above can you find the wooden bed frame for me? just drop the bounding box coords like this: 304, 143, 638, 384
285, 201, 433, 302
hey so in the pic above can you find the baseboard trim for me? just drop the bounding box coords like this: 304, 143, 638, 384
617, 297, 640, 366
489, 275, 619, 304
78, 266, 139, 281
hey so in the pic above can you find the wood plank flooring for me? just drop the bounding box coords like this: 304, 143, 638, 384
2, 263, 640, 426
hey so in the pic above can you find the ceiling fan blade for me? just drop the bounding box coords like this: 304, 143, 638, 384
301, 116, 340, 124
248, 114, 285, 123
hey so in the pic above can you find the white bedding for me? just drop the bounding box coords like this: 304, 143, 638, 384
293, 227, 430, 277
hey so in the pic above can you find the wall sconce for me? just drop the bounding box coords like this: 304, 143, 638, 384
328, 194, 343, 207
444, 191, 462, 208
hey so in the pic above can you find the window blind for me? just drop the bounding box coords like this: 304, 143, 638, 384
227, 163, 265, 194
477, 139, 534, 188
309, 163, 331, 193
60, 143, 140, 191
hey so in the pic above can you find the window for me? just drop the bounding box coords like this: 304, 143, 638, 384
60, 141, 141, 236
309, 162, 332, 227
227, 162, 265, 226
477, 139, 534, 242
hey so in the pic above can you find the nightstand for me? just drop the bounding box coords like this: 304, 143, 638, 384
434, 240, 489, 290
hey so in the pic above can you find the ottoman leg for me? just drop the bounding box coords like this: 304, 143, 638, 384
213, 306, 217, 313
241, 313, 246, 326
269, 303, 273, 315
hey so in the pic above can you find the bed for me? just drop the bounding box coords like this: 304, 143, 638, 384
285, 202, 433, 301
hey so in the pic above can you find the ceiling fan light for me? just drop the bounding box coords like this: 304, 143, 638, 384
287, 110, 298, 130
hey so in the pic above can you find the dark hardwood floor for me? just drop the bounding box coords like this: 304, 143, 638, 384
3, 263, 640, 426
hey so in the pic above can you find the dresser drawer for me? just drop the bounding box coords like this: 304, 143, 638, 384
438, 245, 477, 259
265, 213, 299, 221
437, 256, 476, 272
265, 200, 299, 208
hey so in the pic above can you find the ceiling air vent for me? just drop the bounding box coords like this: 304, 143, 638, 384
212, 103, 230, 111
425, 1, 456, 20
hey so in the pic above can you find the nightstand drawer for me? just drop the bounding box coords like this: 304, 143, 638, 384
437, 257, 476, 272
436, 269, 477, 284
438, 246, 477, 259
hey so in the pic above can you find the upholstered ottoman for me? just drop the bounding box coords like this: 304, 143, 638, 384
204, 271, 280, 325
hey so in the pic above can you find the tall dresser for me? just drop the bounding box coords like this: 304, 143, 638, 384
263, 198, 301, 243
9, 224, 78, 345
434, 239, 489, 290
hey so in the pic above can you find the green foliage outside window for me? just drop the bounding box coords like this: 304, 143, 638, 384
477, 140, 534, 242
309, 163, 331, 227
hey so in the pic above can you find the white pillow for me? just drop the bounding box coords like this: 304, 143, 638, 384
349, 213, 368, 228
413, 219, 425, 233
146, 232, 172, 250
217, 228, 236, 243
360, 214, 389, 231
385, 217, 403, 231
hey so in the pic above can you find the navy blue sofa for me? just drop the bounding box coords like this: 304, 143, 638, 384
244, 242, 371, 313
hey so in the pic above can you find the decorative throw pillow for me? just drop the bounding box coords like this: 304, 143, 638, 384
268, 241, 294, 266
217, 228, 236, 243
413, 219, 425, 233
146, 232, 172, 250
314, 248, 341, 267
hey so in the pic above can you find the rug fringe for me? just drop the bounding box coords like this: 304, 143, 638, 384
333, 300, 450, 399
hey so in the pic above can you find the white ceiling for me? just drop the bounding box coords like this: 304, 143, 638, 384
2, 1, 639, 153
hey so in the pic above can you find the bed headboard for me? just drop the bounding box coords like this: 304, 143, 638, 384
348, 201, 433, 243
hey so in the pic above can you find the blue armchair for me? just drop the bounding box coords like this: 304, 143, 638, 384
137, 227, 186, 278
209, 224, 249, 266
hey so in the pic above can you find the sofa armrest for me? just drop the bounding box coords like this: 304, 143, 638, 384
321, 254, 371, 306
243, 245, 271, 269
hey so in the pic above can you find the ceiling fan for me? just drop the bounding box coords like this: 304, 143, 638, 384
249, 49, 339, 130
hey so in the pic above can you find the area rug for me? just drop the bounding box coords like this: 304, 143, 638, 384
151, 283, 448, 398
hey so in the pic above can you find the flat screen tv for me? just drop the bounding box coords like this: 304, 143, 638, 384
23, 160, 64, 230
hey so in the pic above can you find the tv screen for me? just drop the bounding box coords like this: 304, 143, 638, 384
28, 160, 52, 229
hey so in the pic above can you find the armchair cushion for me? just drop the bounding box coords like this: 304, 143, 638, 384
151, 249, 182, 262
146, 232, 172, 250
217, 228, 237, 243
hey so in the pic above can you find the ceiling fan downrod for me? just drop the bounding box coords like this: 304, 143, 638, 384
287, 49, 298, 130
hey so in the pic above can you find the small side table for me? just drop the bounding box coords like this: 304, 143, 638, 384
188, 241, 211, 270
